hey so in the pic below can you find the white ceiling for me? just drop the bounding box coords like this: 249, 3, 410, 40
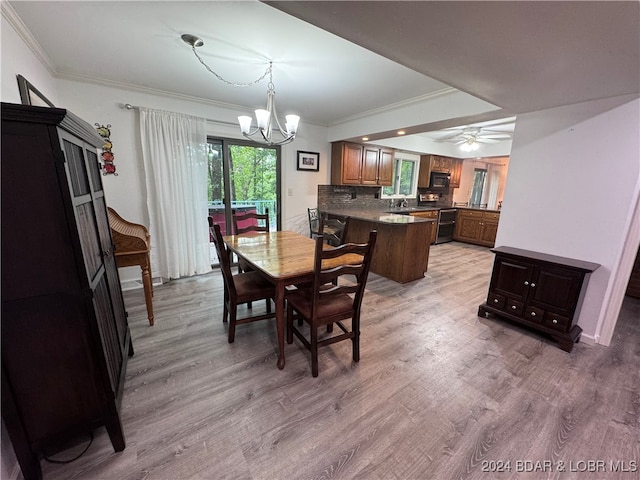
7, 0, 449, 125
6, 1, 639, 153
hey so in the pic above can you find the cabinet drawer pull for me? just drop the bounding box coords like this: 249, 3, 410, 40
530, 311, 536, 317
493, 299, 499, 303
530, 283, 536, 287
524, 281, 529, 286
511, 305, 517, 310
552, 319, 558, 324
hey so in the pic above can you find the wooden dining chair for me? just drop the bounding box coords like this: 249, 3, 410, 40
233, 208, 270, 235
232, 208, 270, 276
286, 230, 377, 377
309, 208, 346, 247
210, 223, 276, 343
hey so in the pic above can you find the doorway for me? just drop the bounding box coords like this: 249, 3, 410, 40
207, 138, 281, 265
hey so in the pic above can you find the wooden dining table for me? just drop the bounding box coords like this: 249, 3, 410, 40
223, 230, 362, 370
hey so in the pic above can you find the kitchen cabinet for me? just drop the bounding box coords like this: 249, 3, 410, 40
449, 158, 463, 188
410, 210, 438, 244
331, 141, 394, 186
417, 155, 463, 188
330, 210, 434, 283
1, 103, 132, 480
453, 209, 500, 247
478, 247, 599, 352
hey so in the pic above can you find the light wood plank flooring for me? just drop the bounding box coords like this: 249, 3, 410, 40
39, 242, 639, 480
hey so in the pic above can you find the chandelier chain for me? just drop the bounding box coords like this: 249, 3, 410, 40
190, 46, 272, 87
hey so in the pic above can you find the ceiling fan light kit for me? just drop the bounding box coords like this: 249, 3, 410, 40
181, 34, 300, 146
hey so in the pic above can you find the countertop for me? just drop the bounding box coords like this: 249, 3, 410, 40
324, 209, 436, 224
324, 206, 501, 224
386, 206, 501, 214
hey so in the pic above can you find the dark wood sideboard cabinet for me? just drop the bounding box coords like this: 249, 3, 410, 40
478, 246, 600, 352
1, 103, 133, 480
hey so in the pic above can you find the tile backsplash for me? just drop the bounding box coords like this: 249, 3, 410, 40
317, 185, 454, 210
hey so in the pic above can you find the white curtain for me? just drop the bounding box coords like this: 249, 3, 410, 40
139, 107, 211, 280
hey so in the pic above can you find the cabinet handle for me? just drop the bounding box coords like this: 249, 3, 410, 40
530, 283, 536, 287
493, 299, 499, 303
524, 281, 529, 286
530, 311, 536, 317
552, 319, 558, 324
511, 305, 517, 310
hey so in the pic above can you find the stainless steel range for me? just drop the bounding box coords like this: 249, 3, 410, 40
436, 209, 456, 244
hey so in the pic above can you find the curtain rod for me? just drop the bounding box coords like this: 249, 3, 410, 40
122, 103, 238, 127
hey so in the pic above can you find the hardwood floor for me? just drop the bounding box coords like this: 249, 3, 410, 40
38, 242, 639, 480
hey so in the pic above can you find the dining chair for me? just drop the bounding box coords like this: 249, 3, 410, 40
232, 208, 269, 275
308, 208, 346, 247
286, 230, 377, 377
233, 208, 269, 235
210, 223, 276, 343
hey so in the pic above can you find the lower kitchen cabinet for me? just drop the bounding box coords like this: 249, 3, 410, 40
478, 246, 600, 352
453, 208, 500, 247
410, 210, 438, 244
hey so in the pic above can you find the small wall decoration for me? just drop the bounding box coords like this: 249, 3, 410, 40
297, 151, 320, 172
95, 123, 117, 175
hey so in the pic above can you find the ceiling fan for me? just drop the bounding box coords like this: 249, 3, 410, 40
433, 118, 514, 152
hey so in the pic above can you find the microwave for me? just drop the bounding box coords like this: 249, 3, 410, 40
430, 171, 451, 189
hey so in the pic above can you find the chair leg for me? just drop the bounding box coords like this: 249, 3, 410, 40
228, 305, 237, 343
311, 323, 319, 377
352, 316, 360, 362
223, 291, 229, 322
326, 323, 333, 333
266, 298, 271, 313
286, 305, 294, 344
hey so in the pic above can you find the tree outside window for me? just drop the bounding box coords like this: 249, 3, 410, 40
383, 157, 418, 197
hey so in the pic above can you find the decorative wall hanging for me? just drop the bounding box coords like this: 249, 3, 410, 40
297, 151, 319, 171
95, 123, 117, 175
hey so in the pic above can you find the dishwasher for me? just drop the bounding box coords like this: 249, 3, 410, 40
435, 209, 456, 244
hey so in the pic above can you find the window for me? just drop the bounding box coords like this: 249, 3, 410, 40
382, 154, 419, 197
470, 168, 487, 206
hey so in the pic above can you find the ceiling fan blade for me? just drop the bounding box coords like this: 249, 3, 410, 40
434, 130, 465, 141
479, 133, 512, 140
482, 128, 513, 134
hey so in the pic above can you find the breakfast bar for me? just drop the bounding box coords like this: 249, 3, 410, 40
325, 209, 435, 283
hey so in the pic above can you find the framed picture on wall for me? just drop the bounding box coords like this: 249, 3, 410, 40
297, 151, 319, 171
17, 74, 55, 107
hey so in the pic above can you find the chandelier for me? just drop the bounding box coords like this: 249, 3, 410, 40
181, 34, 300, 146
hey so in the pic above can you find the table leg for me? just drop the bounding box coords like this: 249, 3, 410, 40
275, 282, 285, 369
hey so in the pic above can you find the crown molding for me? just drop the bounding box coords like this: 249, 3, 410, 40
2, 1, 57, 75
329, 87, 459, 127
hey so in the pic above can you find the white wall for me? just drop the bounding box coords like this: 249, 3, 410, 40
1, 11, 57, 104
497, 95, 640, 342
53, 79, 331, 281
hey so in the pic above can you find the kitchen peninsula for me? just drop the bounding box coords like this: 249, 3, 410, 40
324, 209, 435, 283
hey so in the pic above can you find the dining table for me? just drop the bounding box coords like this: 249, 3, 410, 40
222, 230, 363, 370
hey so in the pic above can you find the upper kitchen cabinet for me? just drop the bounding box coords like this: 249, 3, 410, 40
417, 155, 463, 188
331, 141, 394, 186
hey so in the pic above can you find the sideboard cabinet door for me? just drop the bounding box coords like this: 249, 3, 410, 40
478, 246, 599, 352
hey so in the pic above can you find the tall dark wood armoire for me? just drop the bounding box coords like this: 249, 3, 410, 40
1, 103, 133, 480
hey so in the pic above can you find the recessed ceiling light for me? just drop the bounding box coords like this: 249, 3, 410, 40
362, 136, 369, 141
397, 130, 406, 135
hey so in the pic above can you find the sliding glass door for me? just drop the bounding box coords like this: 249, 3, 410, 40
207, 138, 281, 265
